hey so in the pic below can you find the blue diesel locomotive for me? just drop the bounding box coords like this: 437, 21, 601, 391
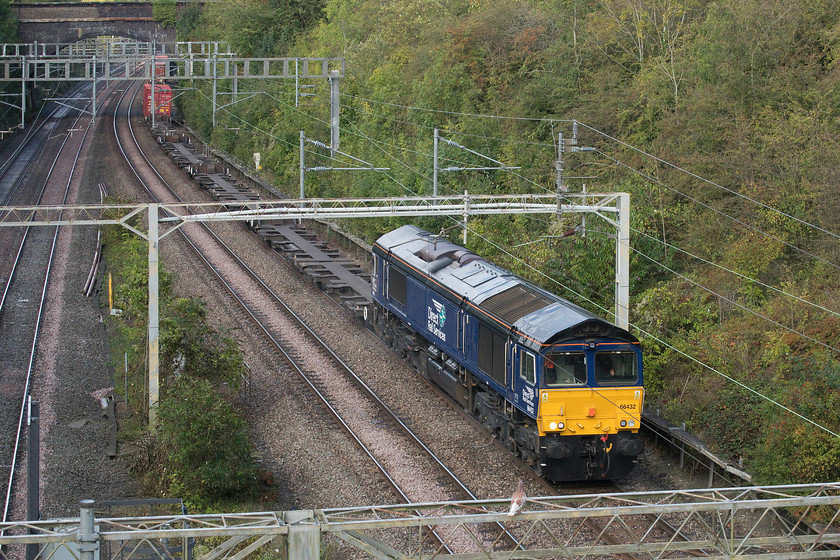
368, 225, 644, 481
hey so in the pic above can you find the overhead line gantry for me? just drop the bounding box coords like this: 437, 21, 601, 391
0, 192, 630, 426
0, 40, 344, 129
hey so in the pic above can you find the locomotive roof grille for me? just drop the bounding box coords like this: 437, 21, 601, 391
479, 284, 554, 325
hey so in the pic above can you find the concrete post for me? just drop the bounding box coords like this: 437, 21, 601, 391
148, 204, 160, 428
284, 510, 318, 560
615, 193, 630, 329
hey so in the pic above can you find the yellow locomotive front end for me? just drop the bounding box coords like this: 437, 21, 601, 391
536, 345, 645, 480
538, 386, 643, 437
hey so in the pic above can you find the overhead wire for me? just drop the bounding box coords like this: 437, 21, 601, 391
592, 147, 840, 272
630, 226, 840, 319
580, 121, 840, 244
339, 91, 575, 123
344, 105, 840, 432
581, 228, 840, 356
191, 87, 371, 169
335, 92, 840, 274
341, 103, 840, 333
458, 223, 840, 439
211, 85, 840, 322
198, 83, 840, 439
344, 97, 556, 147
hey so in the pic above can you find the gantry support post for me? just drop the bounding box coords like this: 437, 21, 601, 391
463, 190, 469, 244
212, 54, 217, 127
92, 56, 97, 126
299, 130, 305, 199
433, 127, 439, 197
615, 192, 630, 329
151, 74, 156, 130
26, 398, 39, 560
556, 132, 565, 196
77, 500, 98, 560
21, 58, 26, 129
329, 70, 340, 158
148, 204, 160, 428
285, 510, 318, 560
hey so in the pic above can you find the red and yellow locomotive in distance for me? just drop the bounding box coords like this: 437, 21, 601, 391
142, 82, 172, 119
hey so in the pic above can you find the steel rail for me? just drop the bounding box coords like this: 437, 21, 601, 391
3, 106, 90, 527
113, 84, 526, 556
0, 77, 100, 201
112, 80, 459, 556
1, 74, 107, 528
0, 101, 59, 183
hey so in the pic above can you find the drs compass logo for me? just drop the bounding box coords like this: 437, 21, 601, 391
427, 299, 447, 342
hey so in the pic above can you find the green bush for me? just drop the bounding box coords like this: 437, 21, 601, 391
160, 298, 246, 389
101, 213, 263, 508
158, 377, 260, 507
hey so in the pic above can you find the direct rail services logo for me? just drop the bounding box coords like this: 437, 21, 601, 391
427, 299, 447, 342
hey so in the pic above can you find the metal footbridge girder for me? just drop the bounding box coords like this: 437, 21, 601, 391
0, 55, 344, 82
0, 484, 838, 559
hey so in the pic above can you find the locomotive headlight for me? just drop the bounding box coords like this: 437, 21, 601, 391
557, 422, 565, 430
620, 420, 627, 427
549, 421, 558, 430
629, 420, 636, 428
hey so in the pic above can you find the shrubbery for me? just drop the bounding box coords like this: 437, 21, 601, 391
102, 217, 265, 508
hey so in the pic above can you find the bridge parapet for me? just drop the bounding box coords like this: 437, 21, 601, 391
10, 2, 196, 44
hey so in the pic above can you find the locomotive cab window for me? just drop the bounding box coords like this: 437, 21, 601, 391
544, 352, 586, 386
594, 351, 638, 383
520, 350, 536, 385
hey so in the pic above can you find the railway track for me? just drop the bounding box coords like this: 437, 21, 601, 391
112, 80, 528, 556
0, 78, 115, 526
140, 119, 718, 559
